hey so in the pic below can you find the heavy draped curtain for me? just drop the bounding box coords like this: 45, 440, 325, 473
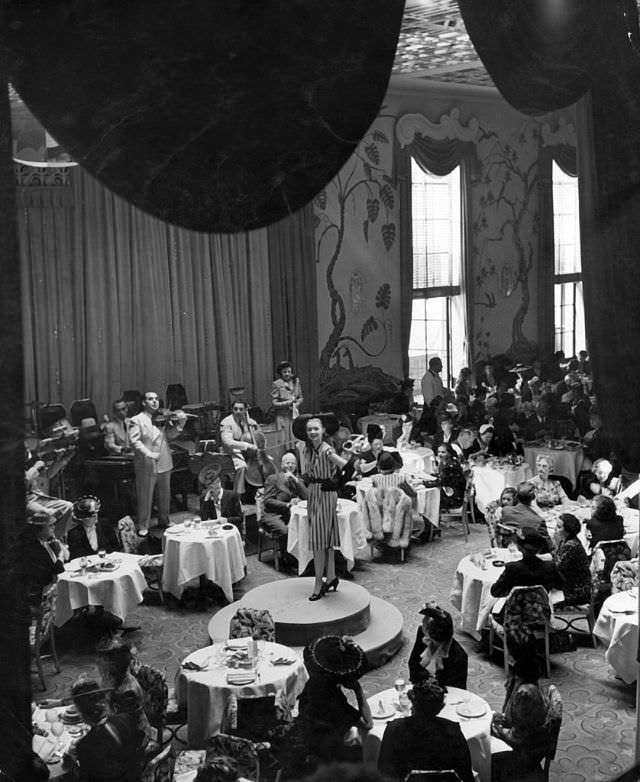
19, 167, 278, 416
458, 0, 640, 469
397, 134, 477, 379
537, 143, 577, 359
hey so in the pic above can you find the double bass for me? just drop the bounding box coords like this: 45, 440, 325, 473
244, 417, 276, 487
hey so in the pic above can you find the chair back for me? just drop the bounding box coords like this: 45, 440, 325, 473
503, 585, 551, 647
70, 398, 98, 427
590, 539, 632, 586
33, 582, 57, 644
255, 488, 265, 523
134, 664, 169, 732
142, 743, 175, 782
610, 558, 639, 594
36, 403, 67, 435
206, 733, 259, 782
229, 607, 276, 641
118, 515, 140, 554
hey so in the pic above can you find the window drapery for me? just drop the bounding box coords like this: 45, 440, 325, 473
20, 167, 274, 417
397, 134, 476, 380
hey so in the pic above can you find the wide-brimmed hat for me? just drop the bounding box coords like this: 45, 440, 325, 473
292, 412, 340, 441
516, 526, 546, 553
303, 635, 367, 681
189, 451, 234, 481
377, 452, 398, 474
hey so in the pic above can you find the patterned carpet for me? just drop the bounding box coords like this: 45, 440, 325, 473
41, 521, 638, 782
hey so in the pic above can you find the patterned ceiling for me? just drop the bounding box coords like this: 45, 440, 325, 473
392, 0, 494, 87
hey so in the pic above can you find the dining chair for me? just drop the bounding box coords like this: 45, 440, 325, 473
141, 743, 175, 782
117, 515, 140, 554
489, 585, 553, 677
30, 582, 60, 690
69, 398, 98, 427
228, 607, 276, 642
541, 684, 563, 782
256, 489, 285, 571
438, 474, 474, 543
610, 558, 639, 594
205, 733, 260, 782
134, 663, 169, 746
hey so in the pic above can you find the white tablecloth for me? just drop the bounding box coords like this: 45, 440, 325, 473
364, 686, 492, 782
398, 446, 435, 476
523, 444, 584, 489
175, 640, 308, 747
352, 477, 441, 530
472, 463, 532, 514
162, 522, 247, 601
593, 590, 639, 683
55, 552, 147, 627
542, 503, 640, 556
358, 414, 403, 444
33, 705, 85, 778
287, 499, 369, 574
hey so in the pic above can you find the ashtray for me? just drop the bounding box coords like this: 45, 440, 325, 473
492, 560, 505, 567
221, 524, 234, 530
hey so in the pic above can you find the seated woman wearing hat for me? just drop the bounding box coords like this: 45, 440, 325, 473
363, 451, 417, 552
195, 453, 243, 527
490, 527, 564, 602
67, 496, 120, 561
377, 679, 474, 782
408, 603, 468, 689
282, 636, 372, 776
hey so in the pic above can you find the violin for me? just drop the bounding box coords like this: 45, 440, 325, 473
152, 409, 197, 426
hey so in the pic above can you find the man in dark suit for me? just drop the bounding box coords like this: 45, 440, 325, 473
408, 603, 468, 689
21, 512, 68, 607
67, 496, 120, 561
197, 453, 243, 527
378, 678, 474, 782
262, 452, 307, 534
500, 481, 552, 550
491, 527, 565, 599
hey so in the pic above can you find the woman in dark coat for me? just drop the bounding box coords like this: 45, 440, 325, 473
408, 603, 468, 689
553, 513, 591, 605
586, 495, 625, 550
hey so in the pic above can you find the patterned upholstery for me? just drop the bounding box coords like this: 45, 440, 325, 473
590, 539, 632, 588
206, 733, 260, 782
118, 515, 139, 554
229, 607, 276, 641
541, 684, 563, 779
138, 554, 165, 604
142, 743, 175, 782
134, 664, 169, 745
484, 500, 501, 547
31, 582, 60, 690
610, 558, 639, 594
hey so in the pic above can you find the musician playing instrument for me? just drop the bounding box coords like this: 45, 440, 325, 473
104, 398, 132, 455
25, 440, 74, 539
271, 361, 303, 451
128, 391, 187, 536
220, 399, 269, 499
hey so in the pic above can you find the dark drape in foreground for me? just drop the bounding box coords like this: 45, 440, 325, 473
458, 0, 640, 470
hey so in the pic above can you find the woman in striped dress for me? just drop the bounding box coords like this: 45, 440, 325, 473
295, 414, 348, 601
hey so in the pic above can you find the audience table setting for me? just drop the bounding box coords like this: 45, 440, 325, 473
32, 703, 86, 779
450, 547, 564, 640
175, 637, 308, 747
397, 443, 435, 476
472, 458, 532, 515
161, 517, 247, 602
593, 589, 639, 684
523, 439, 584, 489
54, 552, 147, 627
364, 684, 493, 782
287, 498, 369, 574
541, 501, 640, 556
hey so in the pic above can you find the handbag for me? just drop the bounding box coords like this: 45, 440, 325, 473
398, 480, 417, 499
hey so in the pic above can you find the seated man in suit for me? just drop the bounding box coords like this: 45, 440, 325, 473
21, 512, 69, 607
491, 527, 565, 601
103, 398, 132, 456
67, 496, 120, 561
377, 678, 474, 782
500, 480, 552, 551
262, 451, 307, 534
219, 399, 266, 500
197, 452, 243, 528
408, 602, 468, 689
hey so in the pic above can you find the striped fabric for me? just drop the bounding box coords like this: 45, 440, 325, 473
371, 471, 410, 490
300, 442, 339, 550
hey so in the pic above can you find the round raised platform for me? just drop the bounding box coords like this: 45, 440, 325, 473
207, 577, 404, 669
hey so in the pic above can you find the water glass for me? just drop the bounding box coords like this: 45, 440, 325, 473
98, 549, 106, 561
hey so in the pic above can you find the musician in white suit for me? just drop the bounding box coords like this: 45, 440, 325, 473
128, 391, 186, 536
219, 399, 263, 498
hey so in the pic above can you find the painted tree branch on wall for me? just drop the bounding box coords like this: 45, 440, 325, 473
472, 120, 540, 359
315, 124, 397, 372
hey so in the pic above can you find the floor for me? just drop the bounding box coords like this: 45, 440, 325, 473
39, 516, 638, 782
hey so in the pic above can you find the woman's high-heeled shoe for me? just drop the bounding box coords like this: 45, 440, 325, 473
309, 582, 326, 601
325, 577, 339, 593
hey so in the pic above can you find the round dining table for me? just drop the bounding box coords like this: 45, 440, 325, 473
541, 502, 640, 556
450, 549, 563, 640
162, 520, 247, 601
593, 589, 639, 684
397, 445, 435, 476
523, 441, 584, 489
472, 460, 532, 514
175, 640, 308, 747
287, 498, 369, 574
32, 704, 88, 778
55, 552, 147, 627
364, 685, 493, 782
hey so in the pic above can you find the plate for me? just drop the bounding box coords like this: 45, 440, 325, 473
456, 702, 487, 718
221, 524, 234, 531
492, 560, 505, 567
372, 705, 396, 719
226, 676, 256, 685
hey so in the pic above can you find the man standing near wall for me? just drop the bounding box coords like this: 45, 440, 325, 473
421, 356, 444, 406
128, 391, 186, 536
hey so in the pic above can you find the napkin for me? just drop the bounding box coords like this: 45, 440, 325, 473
271, 657, 296, 666
226, 671, 256, 684
182, 660, 206, 672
